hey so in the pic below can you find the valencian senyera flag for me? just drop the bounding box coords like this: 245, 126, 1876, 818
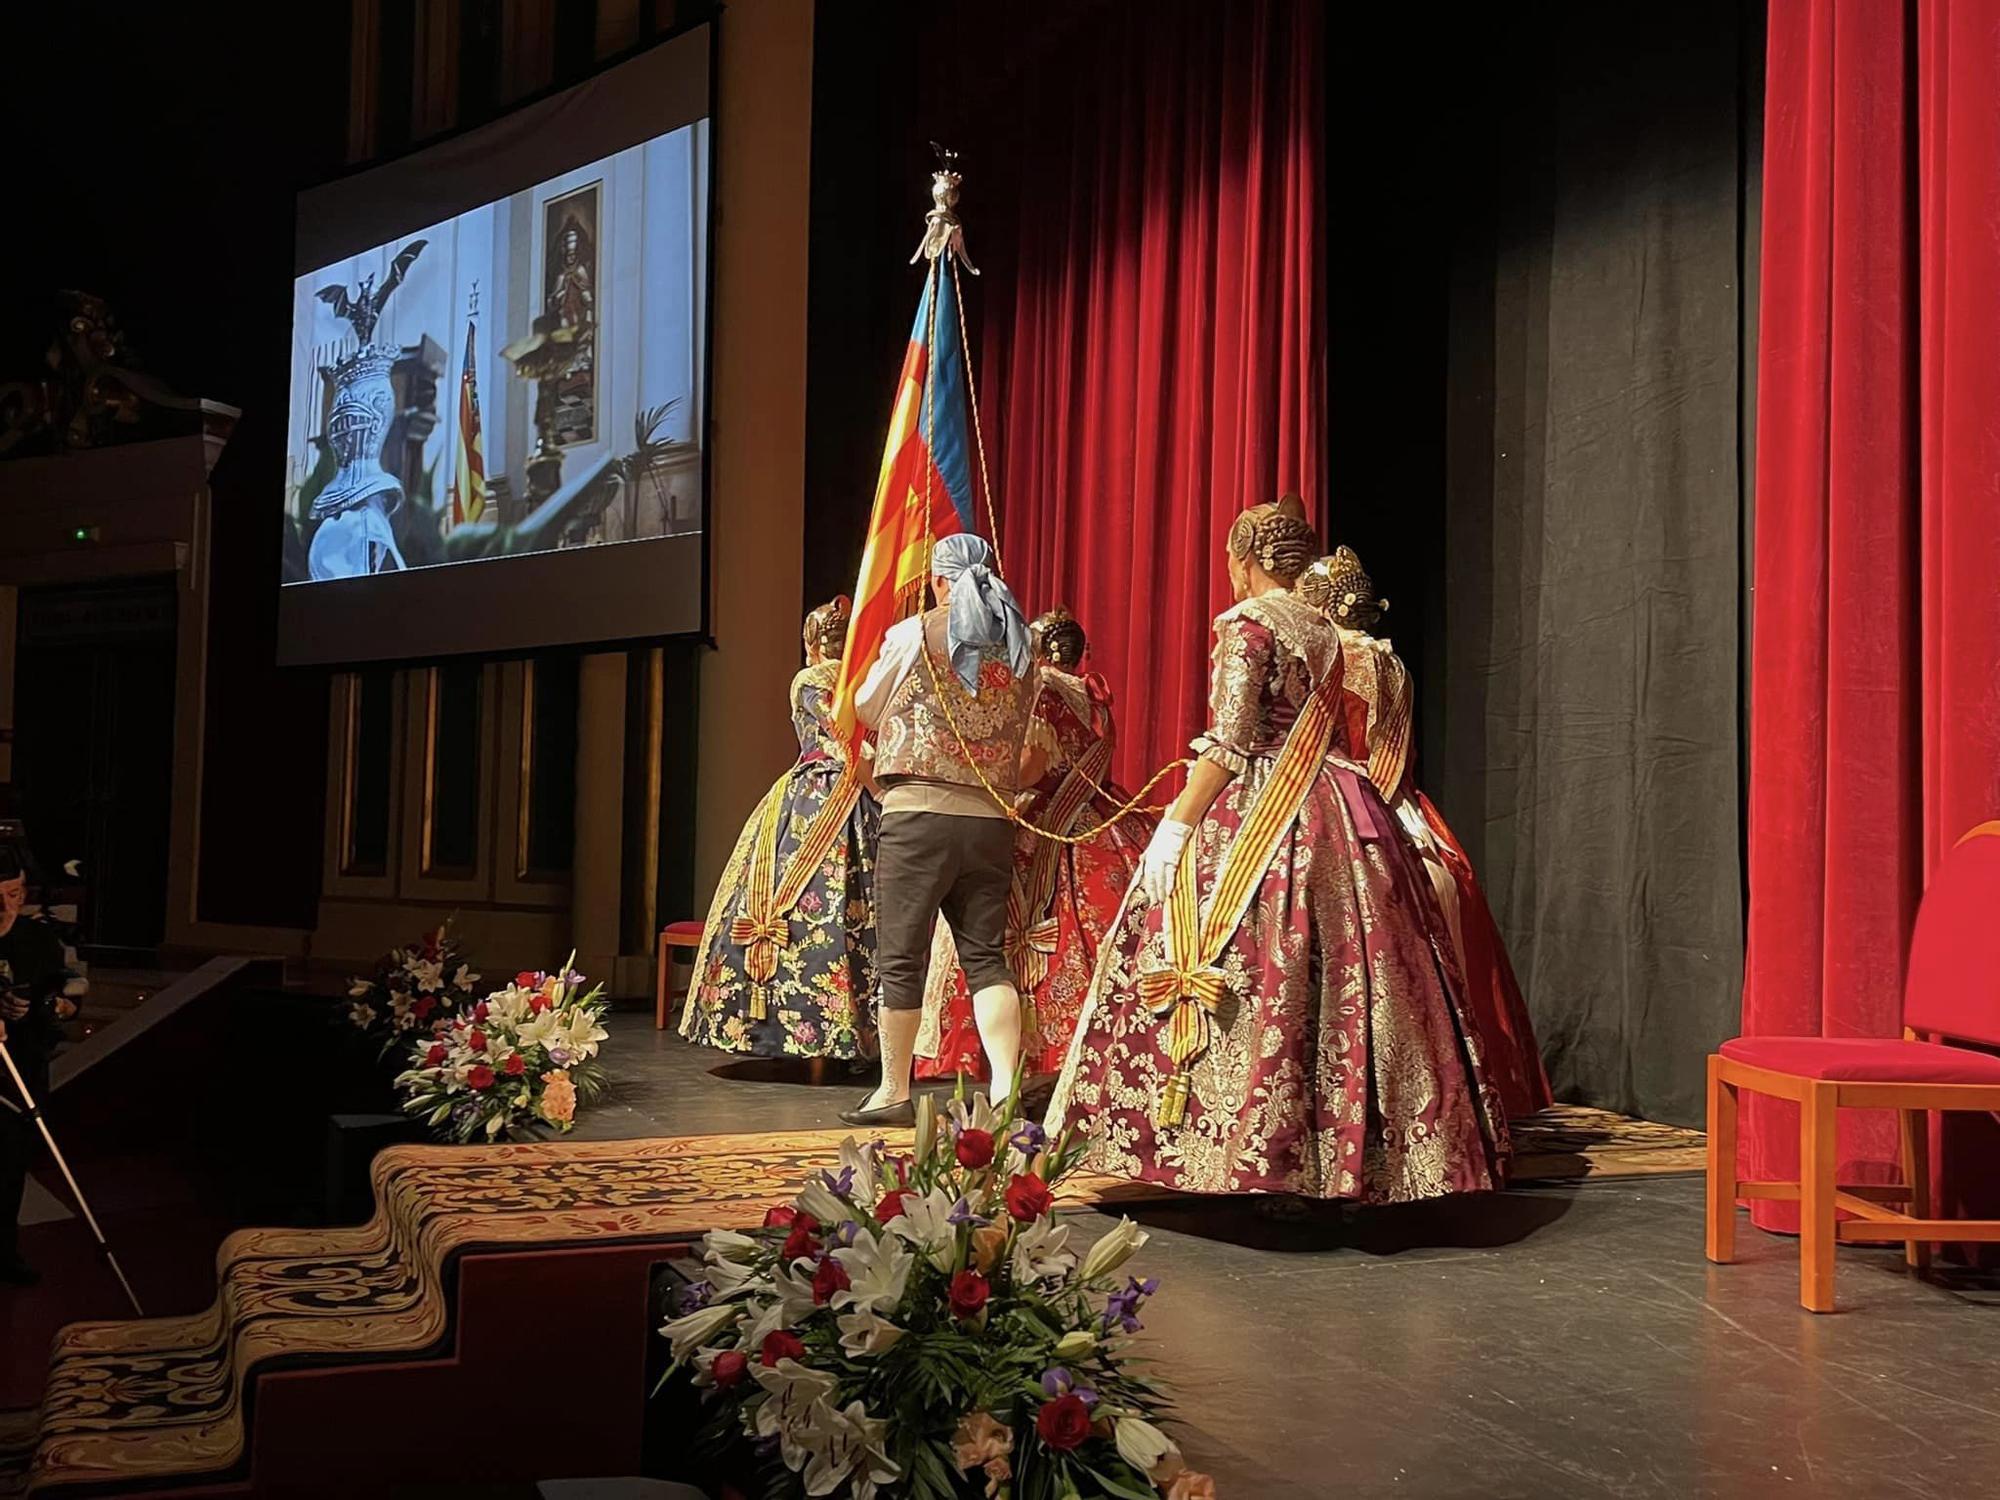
450, 317, 488, 527
830, 261, 981, 751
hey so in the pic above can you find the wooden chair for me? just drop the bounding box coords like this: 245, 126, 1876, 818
1706, 821, 2000, 1311
653, 921, 705, 1029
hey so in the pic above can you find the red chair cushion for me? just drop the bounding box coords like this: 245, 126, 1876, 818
1720, 1035, 2000, 1085
662, 920, 704, 940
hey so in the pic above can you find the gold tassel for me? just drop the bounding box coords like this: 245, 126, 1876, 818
750, 985, 768, 1022
1157, 1072, 1190, 1128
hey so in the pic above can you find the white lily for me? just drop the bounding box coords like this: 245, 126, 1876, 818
740, 1258, 819, 1349
703, 1228, 758, 1262
348, 978, 373, 998
1053, 1328, 1097, 1361
411, 957, 444, 992
1010, 1216, 1078, 1286
1115, 1415, 1180, 1478
803, 1400, 899, 1499
796, 1177, 850, 1227
836, 1137, 882, 1208
514, 1008, 565, 1051
555, 1008, 610, 1058
751, 1359, 841, 1475
947, 1092, 1003, 1138
885, 1185, 961, 1272
831, 1229, 912, 1315
659, 1301, 740, 1363
453, 963, 477, 990
835, 1307, 907, 1357
1079, 1217, 1150, 1282
347, 1002, 375, 1028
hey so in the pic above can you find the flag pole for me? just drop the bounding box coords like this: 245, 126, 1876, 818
0, 1037, 145, 1316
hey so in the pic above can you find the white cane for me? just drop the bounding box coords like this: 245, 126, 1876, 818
0, 1035, 145, 1316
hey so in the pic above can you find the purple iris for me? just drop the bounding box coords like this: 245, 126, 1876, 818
947, 1196, 989, 1228
822, 1165, 857, 1198
1040, 1366, 1099, 1406
1009, 1121, 1047, 1156
676, 1280, 713, 1314
832, 1220, 862, 1249
1100, 1275, 1160, 1335
550, 1047, 573, 1067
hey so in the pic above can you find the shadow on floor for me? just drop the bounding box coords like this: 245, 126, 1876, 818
1084, 1180, 1576, 1255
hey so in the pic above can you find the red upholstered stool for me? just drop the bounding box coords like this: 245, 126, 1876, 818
654, 921, 705, 1030
1706, 821, 2000, 1311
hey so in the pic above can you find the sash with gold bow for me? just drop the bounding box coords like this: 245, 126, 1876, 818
729, 756, 866, 1018
1004, 734, 1116, 994
1138, 667, 1354, 1127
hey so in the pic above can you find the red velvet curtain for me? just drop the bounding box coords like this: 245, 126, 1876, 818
1745, 0, 2000, 1233
967, 0, 1325, 790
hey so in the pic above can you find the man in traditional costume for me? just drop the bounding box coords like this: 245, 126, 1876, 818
842, 534, 1040, 1126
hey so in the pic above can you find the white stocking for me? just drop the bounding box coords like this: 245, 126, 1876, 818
973, 982, 1024, 1106
864, 1007, 921, 1109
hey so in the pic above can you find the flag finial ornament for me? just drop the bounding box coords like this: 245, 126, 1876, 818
912, 141, 979, 274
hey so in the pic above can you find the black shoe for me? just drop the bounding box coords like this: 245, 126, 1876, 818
0, 1257, 40, 1287
838, 1094, 916, 1128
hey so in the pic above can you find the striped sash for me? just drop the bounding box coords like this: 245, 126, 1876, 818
728, 757, 865, 1018
1136, 668, 1350, 1127
1004, 734, 1116, 994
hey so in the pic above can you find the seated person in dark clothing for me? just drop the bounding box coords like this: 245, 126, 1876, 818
1, 849, 77, 1286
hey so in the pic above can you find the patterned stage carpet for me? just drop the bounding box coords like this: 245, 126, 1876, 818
0, 1106, 1698, 1496
1508, 1103, 1708, 1182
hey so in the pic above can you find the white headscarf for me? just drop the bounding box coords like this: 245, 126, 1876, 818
931, 534, 1031, 692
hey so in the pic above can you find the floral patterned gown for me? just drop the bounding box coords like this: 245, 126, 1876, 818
916, 669, 1157, 1080
1335, 625, 1552, 1119
680, 661, 881, 1059
1047, 592, 1510, 1202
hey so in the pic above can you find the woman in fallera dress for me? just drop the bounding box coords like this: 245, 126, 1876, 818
680, 597, 881, 1060
917, 608, 1157, 1085
1298, 546, 1551, 1119
1048, 497, 1511, 1203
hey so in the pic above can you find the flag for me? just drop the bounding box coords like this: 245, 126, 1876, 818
450, 317, 488, 527
830, 263, 981, 750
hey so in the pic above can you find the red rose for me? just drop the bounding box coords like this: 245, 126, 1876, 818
413, 996, 437, 1020
474, 1002, 490, 1022
1036, 1393, 1091, 1452
763, 1205, 800, 1229
948, 1269, 990, 1320
529, 994, 553, 1014
466, 1064, 496, 1091
760, 1330, 806, 1368
711, 1349, 748, 1389
811, 1255, 850, 1305
503, 1053, 526, 1077
424, 1043, 447, 1068
955, 1129, 996, 1170
781, 1214, 821, 1264
468, 1030, 488, 1052
873, 1189, 913, 1225
1004, 1173, 1055, 1223
516, 971, 539, 988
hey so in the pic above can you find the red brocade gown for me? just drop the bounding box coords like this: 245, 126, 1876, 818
1333, 626, 1552, 1119
916, 668, 1156, 1081
1047, 592, 1510, 1201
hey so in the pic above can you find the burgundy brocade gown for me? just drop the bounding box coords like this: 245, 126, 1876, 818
1047, 592, 1511, 1202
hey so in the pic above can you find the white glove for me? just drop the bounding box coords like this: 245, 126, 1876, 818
1139, 820, 1194, 904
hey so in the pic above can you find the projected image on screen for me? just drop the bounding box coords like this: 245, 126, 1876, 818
284, 127, 707, 587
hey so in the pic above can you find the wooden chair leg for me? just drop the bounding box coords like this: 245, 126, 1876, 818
1799, 1081, 1839, 1313
1898, 1106, 1933, 1274
1705, 1054, 1739, 1264
655, 930, 671, 1030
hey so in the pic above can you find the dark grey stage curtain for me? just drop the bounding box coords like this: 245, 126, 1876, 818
1433, 2, 1757, 1126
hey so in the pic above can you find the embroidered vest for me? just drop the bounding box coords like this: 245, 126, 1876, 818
875, 611, 1036, 794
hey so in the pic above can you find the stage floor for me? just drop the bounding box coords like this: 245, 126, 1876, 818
605, 1014, 1997, 1500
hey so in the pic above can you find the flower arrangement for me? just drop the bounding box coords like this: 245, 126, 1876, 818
658, 1089, 1213, 1500
345, 923, 481, 1057
394, 956, 610, 1142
